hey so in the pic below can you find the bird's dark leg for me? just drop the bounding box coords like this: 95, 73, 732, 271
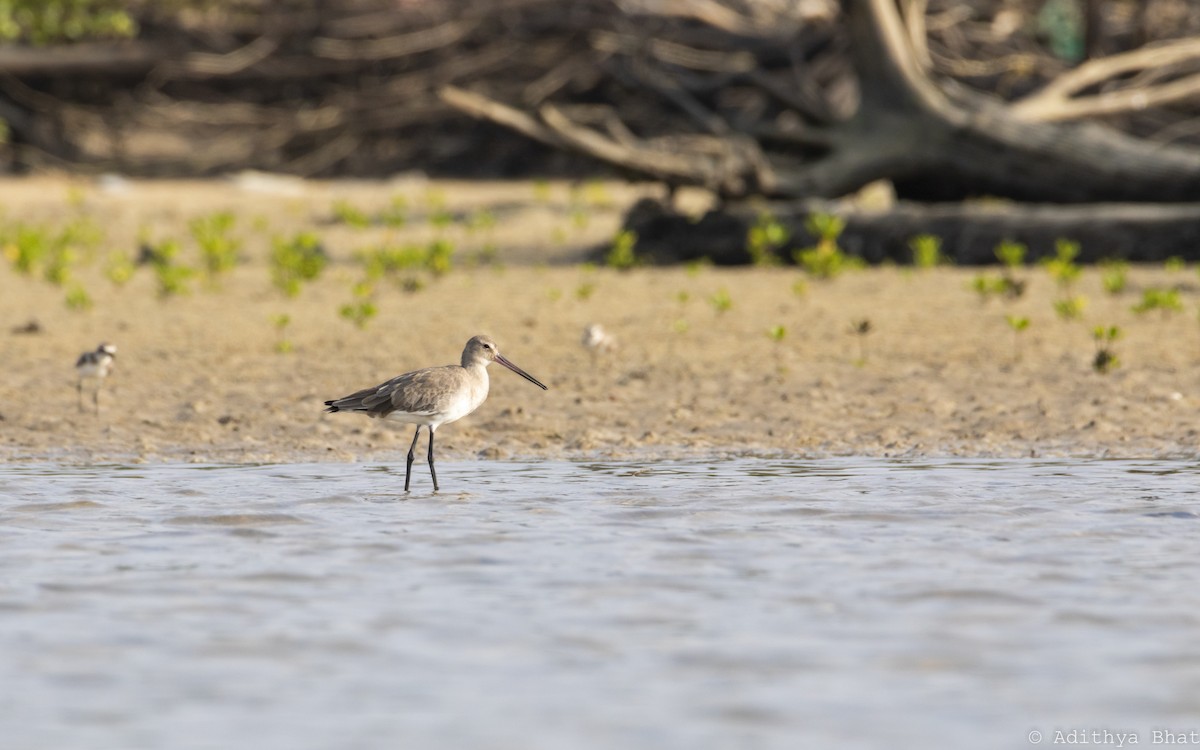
93, 385, 101, 416
427, 429, 438, 492
405, 426, 422, 492
77, 380, 84, 413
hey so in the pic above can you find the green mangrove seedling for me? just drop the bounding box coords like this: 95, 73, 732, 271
1132, 288, 1183, 316
338, 281, 378, 330
270, 313, 293, 353
331, 199, 371, 229
64, 285, 93, 312
270, 232, 327, 297
382, 195, 408, 228
908, 234, 944, 268
709, 288, 733, 314
1092, 326, 1121, 373
746, 212, 788, 266
1100, 260, 1129, 295
190, 211, 241, 280
794, 213, 862, 279
1005, 314, 1030, 360
1042, 239, 1081, 293
1053, 296, 1087, 321
606, 230, 638, 270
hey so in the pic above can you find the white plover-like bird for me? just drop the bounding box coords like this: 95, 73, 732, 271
581, 323, 616, 355
324, 335, 548, 492
76, 343, 117, 415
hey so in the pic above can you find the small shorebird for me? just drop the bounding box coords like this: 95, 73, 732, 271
581, 323, 616, 355
324, 335, 548, 492
75, 343, 117, 414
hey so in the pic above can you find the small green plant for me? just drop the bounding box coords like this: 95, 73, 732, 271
971, 274, 1025, 301
430, 209, 456, 231
339, 281, 378, 330
792, 277, 808, 298
709, 288, 733, 314
746, 212, 788, 266
995, 240, 1026, 268
331, 199, 371, 229
1053, 295, 1087, 320
104, 251, 135, 287
142, 238, 194, 298
1131, 288, 1183, 316
154, 263, 195, 298
794, 213, 862, 279
270, 313, 293, 353
1092, 325, 1121, 373
42, 245, 75, 286
361, 244, 425, 279
606, 230, 638, 270
5, 225, 49, 275
575, 282, 596, 301
425, 238, 454, 276
1100, 260, 1129, 295
532, 180, 552, 203
190, 211, 241, 281
382, 195, 408, 228
909, 234, 944, 268
1042, 239, 1082, 293
64, 285, 93, 311
767, 324, 788, 373
1005, 314, 1030, 361
271, 232, 327, 297
1165, 256, 1186, 273
0, 1, 137, 44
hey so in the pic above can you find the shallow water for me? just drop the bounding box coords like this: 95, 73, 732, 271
1, 458, 1198, 750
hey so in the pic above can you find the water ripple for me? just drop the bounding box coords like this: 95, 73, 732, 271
0, 457, 1197, 750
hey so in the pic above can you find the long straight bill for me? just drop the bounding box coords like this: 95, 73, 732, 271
496, 354, 548, 390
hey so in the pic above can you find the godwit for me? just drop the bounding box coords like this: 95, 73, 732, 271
324, 335, 548, 492
75, 343, 117, 414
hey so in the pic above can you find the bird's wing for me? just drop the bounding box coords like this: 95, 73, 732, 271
328, 366, 462, 418
381, 366, 463, 416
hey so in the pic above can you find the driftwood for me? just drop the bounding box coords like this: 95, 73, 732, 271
616, 198, 1200, 265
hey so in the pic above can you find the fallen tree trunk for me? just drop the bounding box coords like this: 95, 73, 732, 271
615, 198, 1200, 265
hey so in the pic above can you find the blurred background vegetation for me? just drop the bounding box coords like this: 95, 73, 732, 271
0, 0, 1197, 195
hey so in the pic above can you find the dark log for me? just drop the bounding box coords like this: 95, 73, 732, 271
614, 198, 1200, 266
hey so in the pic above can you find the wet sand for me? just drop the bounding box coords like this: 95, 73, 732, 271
1, 176, 1197, 464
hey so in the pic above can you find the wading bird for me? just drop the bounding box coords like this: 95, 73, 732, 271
324, 335, 547, 491
76, 343, 117, 415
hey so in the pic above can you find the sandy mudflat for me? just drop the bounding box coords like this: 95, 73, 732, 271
1, 176, 1198, 464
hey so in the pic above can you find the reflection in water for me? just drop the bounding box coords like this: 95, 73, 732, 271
0, 458, 1198, 750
